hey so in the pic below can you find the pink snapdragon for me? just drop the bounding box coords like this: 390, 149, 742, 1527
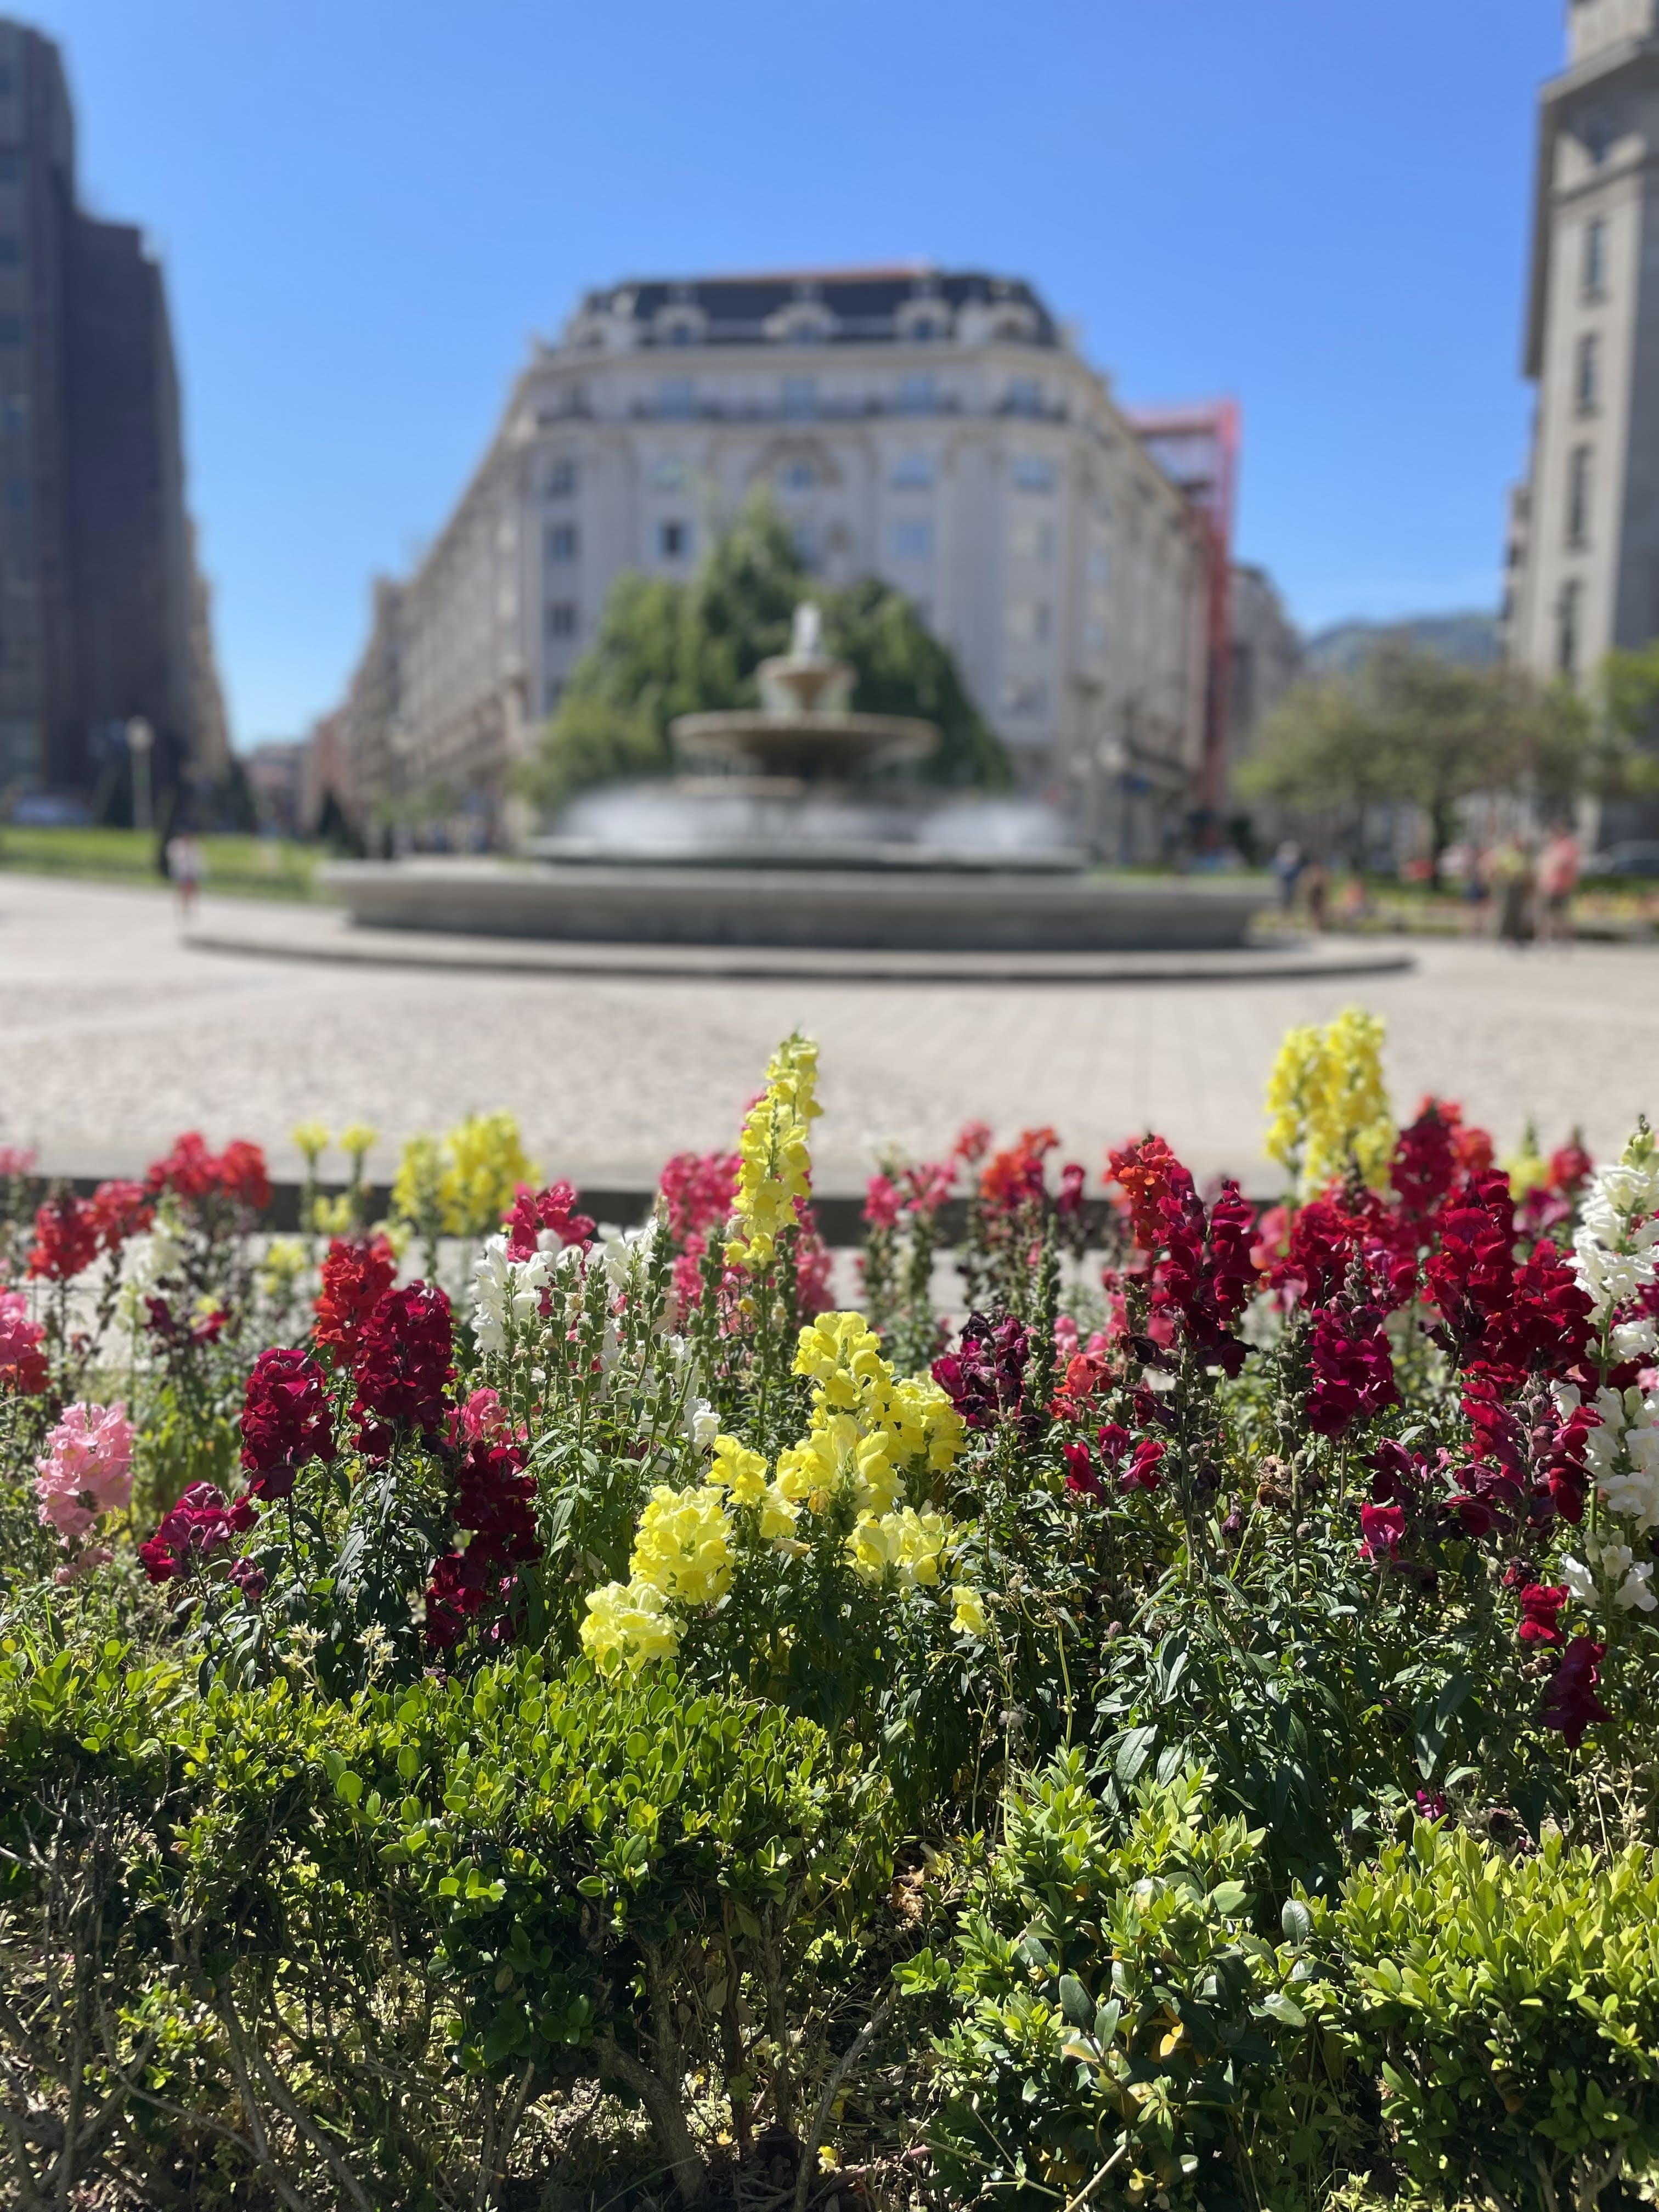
0, 1289, 47, 1395
35, 1401, 136, 1539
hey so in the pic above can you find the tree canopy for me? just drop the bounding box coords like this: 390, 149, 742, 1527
1237, 642, 1597, 859
524, 495, 1009, 810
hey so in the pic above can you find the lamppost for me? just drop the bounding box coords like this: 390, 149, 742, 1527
126, 718, 154, 833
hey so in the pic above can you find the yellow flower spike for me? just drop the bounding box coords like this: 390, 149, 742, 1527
392, 1132, 445, 1231
951, 1584, 989, 1639
580, 1580, 681, 1673
1264, 1007, 1394, 1197
725, 1032, 822, 1274
338, 1121, 380, 1175
291, 1120, 330, 1168
629, 1483, 735, 1609
438, 1111, 537, 1239
708, 1435, 769, 1507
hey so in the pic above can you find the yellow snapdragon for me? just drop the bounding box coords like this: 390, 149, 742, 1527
630, 1482, 735, 1608
1264, 1007, 1394, 1195
725, 1032, 821, 1272
392, 1114, 538, 1240
847, 1505, 954, 1588
291, 1120, 330, 1168
580, 1579, 681, 1673
1505, 1122, 1549, 1199
951, 1585, 989, 1639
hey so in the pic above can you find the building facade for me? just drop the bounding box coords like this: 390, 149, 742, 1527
1506, 0, 1659, 695
337, 268, 1212, 856
0, 19, 223, 810
1226, 562, 1302, 770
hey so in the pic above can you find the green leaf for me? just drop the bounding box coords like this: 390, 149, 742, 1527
1256, 1991, 1306, 2028
1058, 1974, 1091, 2027
1282, 1899, 1313, 1944
335, 1770, 364, 1805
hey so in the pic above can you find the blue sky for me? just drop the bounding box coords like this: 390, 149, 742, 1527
25, 0, 1564, 744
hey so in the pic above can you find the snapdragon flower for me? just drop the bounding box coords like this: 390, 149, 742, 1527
36, 1402, 136, 1540
629, 1482, 735, 1607
469, 1234, 550, 1356
580, 1578, 681, 1673
1572, 1121, 1659, 1326
725, 1032, 821, 1273
1265, 1008, 1394, 1196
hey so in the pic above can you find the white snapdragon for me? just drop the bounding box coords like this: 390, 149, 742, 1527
1561, 1534, 1658, 1615
685, 1397, 719, 1452
118, 1216, 188, 1330
470, 1234, 550, 1357
1572, 1125, 1659, 1323
1613, 1313, 1659, 1362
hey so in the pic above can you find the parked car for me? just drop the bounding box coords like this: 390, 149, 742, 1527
1586, 839, 1659, 877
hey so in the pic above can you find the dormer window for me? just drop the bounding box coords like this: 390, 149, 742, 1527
897, 297, 952, 343
764, 303, 837, 345
653, 304, 707, 348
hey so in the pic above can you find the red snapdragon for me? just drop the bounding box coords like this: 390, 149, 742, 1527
139, 1482, 257, 1583
240, 1345, 335, 1500
314, 1234, 398, 1362
351, 1283, 454, 1459
1542, 1636, 1609, 1748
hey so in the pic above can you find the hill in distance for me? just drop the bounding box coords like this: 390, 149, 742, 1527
1303, 610, 1501, 675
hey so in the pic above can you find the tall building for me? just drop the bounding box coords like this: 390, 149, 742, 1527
0, 19, 223, 810
336, 268, 1215, 859
1506, 0, 1659, 694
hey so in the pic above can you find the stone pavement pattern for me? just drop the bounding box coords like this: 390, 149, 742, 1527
2, 872, 1656, 1192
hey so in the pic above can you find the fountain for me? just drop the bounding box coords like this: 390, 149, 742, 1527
323, 603, 1267, 953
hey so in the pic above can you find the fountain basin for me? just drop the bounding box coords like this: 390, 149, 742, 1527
321, 856, 1267, 952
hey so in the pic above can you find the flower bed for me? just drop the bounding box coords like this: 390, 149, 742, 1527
2, 1015, 1658, 2209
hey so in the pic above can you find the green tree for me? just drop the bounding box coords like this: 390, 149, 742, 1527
1239, 641, 1593, 862
525, 492, 1008, 810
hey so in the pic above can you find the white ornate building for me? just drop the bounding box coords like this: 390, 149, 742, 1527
1505, 1, 1659, 698
335, 268, 1213, 855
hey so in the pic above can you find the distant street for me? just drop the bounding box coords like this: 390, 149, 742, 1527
2, 872, 1655, 1194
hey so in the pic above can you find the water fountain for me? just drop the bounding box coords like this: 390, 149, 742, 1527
323, 605, 1266, 953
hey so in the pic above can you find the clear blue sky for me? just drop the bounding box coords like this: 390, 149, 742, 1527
23, 0, 1564, 744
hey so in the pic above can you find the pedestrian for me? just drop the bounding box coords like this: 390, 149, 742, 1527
1271, 838, 1304, 915
1537, 822, 1582, 945
1491, 838, 1535, 947
166, 829, 204, 926
1302, 856, 1329, 933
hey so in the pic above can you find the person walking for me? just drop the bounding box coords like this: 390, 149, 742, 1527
1537, 824, 1582, 945
1271, 838, 1304, 915
165, 830, 204, 927
1491, 837, 1535, 947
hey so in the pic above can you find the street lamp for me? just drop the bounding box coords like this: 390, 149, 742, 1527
126, 718, 154, 833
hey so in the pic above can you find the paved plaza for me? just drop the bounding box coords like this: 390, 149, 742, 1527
2, 871, 1656, 1195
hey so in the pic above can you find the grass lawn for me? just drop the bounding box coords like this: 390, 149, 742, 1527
0, 826, 321, 900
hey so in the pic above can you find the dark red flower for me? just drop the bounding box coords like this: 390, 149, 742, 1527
1517, 1582, 1568, 1646
351, 1282, 454, 1459
228, 1557, 267, 1604
1057, 1162, 1087, 1218
240, 1345, 335, 1500
138, 1482, 257, 1583
314, 1235, 398, 1363
1119, 1437, 1166, 1493
1107, 1137, 1256, 1374
1061, 1439, 1102, 1498
933, 1311, 1029, 1431
424, 1437, 541, 1650
27, 1193, 101, 1282
1391, 1102, 1459, 1220
1359, 1501, 1407, 1561
1542, 1637, 1609, 1748
1305, 1305, 1398, 1439
503, 1179, 595, 1260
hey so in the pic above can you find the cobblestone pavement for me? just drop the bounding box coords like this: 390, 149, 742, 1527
2, 871, 1656, 1192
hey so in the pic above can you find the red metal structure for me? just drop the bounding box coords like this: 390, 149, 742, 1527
1125, 399, 1240, 825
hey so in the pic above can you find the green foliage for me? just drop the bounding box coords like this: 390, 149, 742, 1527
1304, 1820, 1659, 2210
0, 823, 320, 898
0, 1629, 885, 2207
909, 1762, 1327, 2210
528, 490, 1009, 807
1239, 645, 1592, 856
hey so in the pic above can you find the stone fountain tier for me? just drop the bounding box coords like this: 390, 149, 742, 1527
321, 856, 1268, 952
669, 707, 936, 785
